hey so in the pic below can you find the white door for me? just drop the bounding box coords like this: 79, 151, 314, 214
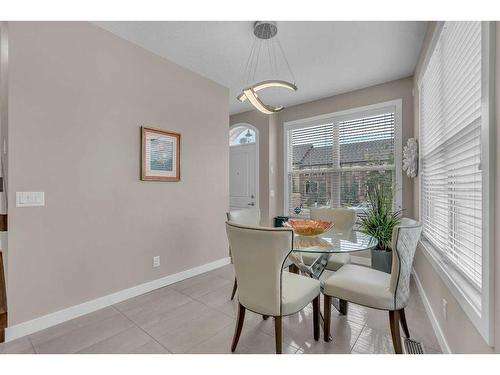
230, 144, 257, 210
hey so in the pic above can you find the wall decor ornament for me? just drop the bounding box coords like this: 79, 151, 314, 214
141, 127, 180, 181
402, 138, 418, 178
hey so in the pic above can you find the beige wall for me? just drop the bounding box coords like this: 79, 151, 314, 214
231, 77, 415, 224
412, 22, 500, 353
5, 22, 229, 325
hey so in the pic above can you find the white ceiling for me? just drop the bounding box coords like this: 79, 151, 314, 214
95, 21, 428, 115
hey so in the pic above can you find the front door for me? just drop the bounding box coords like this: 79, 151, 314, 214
229, 144, 257, 210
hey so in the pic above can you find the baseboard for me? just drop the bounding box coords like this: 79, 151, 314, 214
5, 256, 231, 342
412, 268, 452, 354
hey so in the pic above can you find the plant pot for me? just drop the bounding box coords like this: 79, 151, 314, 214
371, 249, 392, 274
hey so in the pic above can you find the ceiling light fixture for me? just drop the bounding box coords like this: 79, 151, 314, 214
238, 21, 298, 114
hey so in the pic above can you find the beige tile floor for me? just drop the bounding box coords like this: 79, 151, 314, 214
0, 264, 442, 354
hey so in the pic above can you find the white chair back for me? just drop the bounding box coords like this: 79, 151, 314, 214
226, 208, 261, 226
225, 222, 293, 316
389, 218, 422, 310
310, 207, 357, 231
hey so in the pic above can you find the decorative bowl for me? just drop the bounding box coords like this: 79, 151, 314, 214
284, 219, 333, 236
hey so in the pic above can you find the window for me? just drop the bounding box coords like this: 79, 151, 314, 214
284, 101, 402, 217
229, 126, 256, 146
305, 180, 318, 194
418, 21, 494, 344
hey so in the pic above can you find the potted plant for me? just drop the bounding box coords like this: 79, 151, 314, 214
359, 184, 402, 273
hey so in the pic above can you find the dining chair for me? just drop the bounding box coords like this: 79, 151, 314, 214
225, 222, 321, 354
226, 209, 261, 300
302, 207, 356, 272
322, 218, 422, 353
226, 208, 294, 301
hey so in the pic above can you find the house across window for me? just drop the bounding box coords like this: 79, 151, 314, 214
305, 180, 318, 194
285, 107, 398, 217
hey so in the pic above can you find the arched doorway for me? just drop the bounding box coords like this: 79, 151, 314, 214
229, 124, 259, 211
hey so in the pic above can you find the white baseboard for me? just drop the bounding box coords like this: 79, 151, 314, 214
5, 257, 231, 342
412, 268, 452, 354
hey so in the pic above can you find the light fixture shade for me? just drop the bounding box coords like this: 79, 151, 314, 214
237, 80, 297, 114
238, 22, 298, 115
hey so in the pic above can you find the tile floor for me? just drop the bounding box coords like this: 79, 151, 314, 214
0, 264, 442, 354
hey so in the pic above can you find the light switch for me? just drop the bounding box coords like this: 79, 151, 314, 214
16, 192, 45, 207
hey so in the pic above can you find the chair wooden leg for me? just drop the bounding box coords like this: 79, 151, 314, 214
274, 316, 282, 354
339, 299, 348, 315
0, 312, 6, 343
389, 310, 403, 354
323, 295, 332, 342
312, 296, 320, 341
230, 277, 237, 300
399, 308, 410, 338
231, 303, 246, 352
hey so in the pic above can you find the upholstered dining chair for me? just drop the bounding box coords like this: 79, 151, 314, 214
322, 218, 422, 353
226, 208, 294, 301
225, 222, 321, 354
311, 207, 356, 270
226, 209, 261, 300
301, 208, 357, 274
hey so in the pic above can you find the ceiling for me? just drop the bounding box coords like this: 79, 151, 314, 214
95, 21, 428, 115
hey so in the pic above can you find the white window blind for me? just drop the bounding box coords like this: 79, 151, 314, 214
419, 21, 482, 289
286, 109, 396, 217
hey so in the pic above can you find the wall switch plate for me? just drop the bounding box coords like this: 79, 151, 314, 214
16, 192, 45, 207
442, 298, 448, 321
153, 256, 160, 268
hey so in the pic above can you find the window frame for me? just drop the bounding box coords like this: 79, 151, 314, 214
283, 99, 403, 217
416, 21, 495, 346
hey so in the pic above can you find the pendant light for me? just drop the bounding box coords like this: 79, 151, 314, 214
238, 21, 298, 114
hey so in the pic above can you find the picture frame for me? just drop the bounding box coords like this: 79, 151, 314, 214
141, 126, 181, 181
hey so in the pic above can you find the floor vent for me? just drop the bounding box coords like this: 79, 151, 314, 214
403, 338, 425, 354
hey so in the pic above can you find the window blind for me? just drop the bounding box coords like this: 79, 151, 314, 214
286, 110, 396, 216
420, 21, 482, 288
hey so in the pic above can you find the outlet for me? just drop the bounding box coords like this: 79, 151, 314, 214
153, 256, 160, 268
442, 298, 448, 321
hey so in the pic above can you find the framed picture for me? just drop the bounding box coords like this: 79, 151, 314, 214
141, 127, 180, 181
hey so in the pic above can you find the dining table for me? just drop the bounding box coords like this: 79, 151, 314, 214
287, 228, 378, 321
289, 228, 378, 279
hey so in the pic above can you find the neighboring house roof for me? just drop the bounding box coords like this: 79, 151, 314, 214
292, 144, 313, 164
301, 145, 333, 166
293, 139, 394, 168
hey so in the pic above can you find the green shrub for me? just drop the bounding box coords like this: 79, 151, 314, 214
360, 185, 402, 251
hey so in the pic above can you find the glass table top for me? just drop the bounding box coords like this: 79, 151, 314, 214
292, 229, 378, 254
